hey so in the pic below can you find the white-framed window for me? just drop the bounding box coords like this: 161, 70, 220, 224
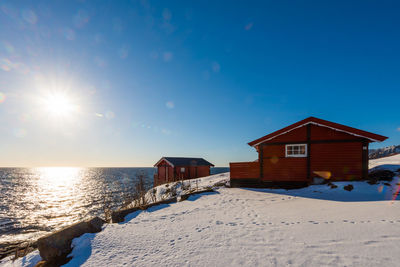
285, 144, 307, 157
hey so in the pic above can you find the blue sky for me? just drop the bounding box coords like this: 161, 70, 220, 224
0, 0, 399, 167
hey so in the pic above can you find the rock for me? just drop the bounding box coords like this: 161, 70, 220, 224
327, 182, 338, 189
343, 184, 354, 192
368, 170, 395, 181
313, 177, 326, 185
37, 217, 104, 263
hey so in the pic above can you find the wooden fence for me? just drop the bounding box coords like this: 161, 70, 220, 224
229, 162, 260, 179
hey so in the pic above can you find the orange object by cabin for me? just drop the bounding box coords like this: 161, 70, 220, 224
230, 117, 387, 186
154, 157, 214, 186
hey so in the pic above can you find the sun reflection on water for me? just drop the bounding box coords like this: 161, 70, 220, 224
35, 167, 82, 186
0, 167, 155, 247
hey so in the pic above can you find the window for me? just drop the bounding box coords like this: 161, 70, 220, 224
180, 167, 185, 173
285, 144, 307, 157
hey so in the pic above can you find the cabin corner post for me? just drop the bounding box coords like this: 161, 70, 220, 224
362, 140, 368, 179
306, 124, 311, 181
259, 144, 264, 180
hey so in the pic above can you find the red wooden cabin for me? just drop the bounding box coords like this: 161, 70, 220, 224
230, 117, 387, 187
154, 157, 214, 186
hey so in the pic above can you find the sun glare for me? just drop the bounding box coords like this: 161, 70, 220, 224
41, 91, 77, 119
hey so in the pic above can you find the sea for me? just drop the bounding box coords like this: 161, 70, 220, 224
0, 167, 229, 258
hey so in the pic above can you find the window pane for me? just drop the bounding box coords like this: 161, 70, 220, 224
300, 146, 306, 154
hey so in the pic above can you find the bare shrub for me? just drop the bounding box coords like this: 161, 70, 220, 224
133, 171, 148, 207
182, 180, 191, 191
150, 188, 157, 203
170, 183, 178, 197
100, 188, 113, 222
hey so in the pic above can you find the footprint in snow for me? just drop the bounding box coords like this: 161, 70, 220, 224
364, 240, 379, 245
216, 220, 223, 225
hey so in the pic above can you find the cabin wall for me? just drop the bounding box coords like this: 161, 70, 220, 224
310, 142, 363, 180
261, 144, 308, 181
155, 162, 212, 185
157, 166, 166, 184
257, 124, 365, 182
155, 160, 175, 185
196, 166, 211, 177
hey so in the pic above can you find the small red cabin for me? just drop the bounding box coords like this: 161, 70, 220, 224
230, 117, 387, 187
154, 157, 214, 186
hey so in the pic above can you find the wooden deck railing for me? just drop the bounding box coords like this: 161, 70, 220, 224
229, 162, 260, 179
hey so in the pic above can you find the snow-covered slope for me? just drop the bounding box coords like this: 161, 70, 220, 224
57, 172, 400, 267
369, 153, 400, 171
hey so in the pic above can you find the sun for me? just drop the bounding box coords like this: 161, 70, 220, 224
41, 91, 77, 118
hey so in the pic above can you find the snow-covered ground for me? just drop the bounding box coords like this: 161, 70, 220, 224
2, 156, 400, 267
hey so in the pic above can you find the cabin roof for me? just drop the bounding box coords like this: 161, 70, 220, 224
248, 117, 388, 147
154, 157, 215, 167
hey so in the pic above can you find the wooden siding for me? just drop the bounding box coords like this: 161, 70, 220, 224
260, 144, 307, 181
230, 162, 260, 179
310, 142, 363, 180
261, 144, 285, 158
262, 157, 308, 181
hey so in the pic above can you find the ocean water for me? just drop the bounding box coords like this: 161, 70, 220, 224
0, 167, 229, 257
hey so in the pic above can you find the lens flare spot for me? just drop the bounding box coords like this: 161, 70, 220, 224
163, 52, 173, 62
62, 27, 76, 40
73, 9, 90, 28
378, 185, 384, 193
212, 62, 220, 73
94, 56, 106, 67
105, 111, 115, 119
0, 58, 13, 71
313, 171, 332, 180
343, 166, 349, 174
270, 156, 279, 164
161, 128, 171, 135
118, 45, 129, 59
166, 101, 174, 109
245, 22, 253, 30
1, 41, 14, 54
14, 128, 27, 138
21, 9, 37, 24
392, 184, 400, 202
0, 92, 6, 103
